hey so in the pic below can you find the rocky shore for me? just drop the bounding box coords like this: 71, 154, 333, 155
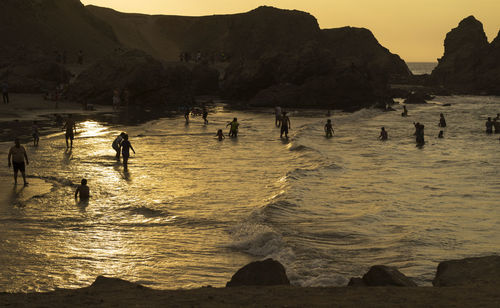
1, 255, 499, 307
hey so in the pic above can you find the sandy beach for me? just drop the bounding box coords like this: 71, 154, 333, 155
0, 276, 499, 307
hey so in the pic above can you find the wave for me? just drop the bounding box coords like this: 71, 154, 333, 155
119, 205, 169, 218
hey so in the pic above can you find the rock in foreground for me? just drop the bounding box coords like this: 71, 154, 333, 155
433, 255, 500, 287
226, 258, 290, 287
349, 265, 417, 287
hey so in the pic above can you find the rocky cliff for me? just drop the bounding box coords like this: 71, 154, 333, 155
430, 16, 500, 94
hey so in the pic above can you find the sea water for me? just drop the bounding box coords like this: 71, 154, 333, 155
0, 97, 499, 292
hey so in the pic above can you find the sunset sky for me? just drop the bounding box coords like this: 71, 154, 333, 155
81, 0, 500, 62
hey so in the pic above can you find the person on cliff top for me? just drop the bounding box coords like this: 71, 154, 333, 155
485, 117, 493, 134
32, 121, 40, 147
379, 127, 388, 141
120, 134, 135, 169
280, 112, 291, 139
62, 114, 77, 148
324, 119, 334, 138
226, 118, 239, 137
216, 129, 225, 141
8, 138, 29, 186
439, 113, 447, 128
75, 178, 90, 200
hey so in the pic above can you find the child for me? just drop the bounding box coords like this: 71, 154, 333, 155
120, 134, 135, 168
32, 121, 40, 146
75, 179, 90, 199
112, 132, 126, 159
216, 129, 225, 141
324, 119, 334, 138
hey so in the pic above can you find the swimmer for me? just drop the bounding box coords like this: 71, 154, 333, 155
75, 178, 89, 199
216, 129, 225, 141
324, 119, 334, 138
379, 127, 388, 140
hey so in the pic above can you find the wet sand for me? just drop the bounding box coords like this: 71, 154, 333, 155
1, 276, 499, 307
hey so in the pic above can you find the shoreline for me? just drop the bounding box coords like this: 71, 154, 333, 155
1, 276, 499, 307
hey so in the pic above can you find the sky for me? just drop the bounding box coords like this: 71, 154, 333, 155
81, 0, 500, 62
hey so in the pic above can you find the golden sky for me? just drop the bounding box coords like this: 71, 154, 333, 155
81, 0, 500, 62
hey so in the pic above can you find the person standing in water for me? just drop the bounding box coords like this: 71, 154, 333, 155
439, 113, 447, 128
226, 118, 239, 137
32, 121, 40, 146
379, 127, 388, 140
8, 138, 29, 186
112, 132, 126, 159
324, 119, 334, 138
75, 178, 90, 200
414, 122, 425, 145
202, 108, 209, 125
184, 108, 190, 124
62, 114, 77, 148
485, 117, 493, 134
216, 129, 225, 141
402, 105, 408, 117
493, 113, 499, 134
2, 82, 9, 104
275, 106, 282, 127
120, 134, 135, 168
280, 112, 291, 139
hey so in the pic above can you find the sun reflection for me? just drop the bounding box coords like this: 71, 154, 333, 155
78, 121, 109, 138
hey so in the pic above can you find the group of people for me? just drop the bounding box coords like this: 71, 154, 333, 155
112, 132, 136, 168
485, 114, 500, 134
184, 107, 209, 125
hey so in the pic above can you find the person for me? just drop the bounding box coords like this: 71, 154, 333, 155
493, 113, 500, 134
438, 130, 444, 138
112, 132, 126, 159
275, 106, 282, 127
75, 179, 90, 200
184, 108, 190, 123
226, 118, 239, 137
216, 129, 225, 141
280, 112, 291, 139
379, 127, 388, 140
120, 134, 135, 168
62, 114, 77, 148
485, 117, 493, 134
326, 110, 331, 117
112, 90, 121, 111
77, 50, 84, 65
324, 119, 334, 138
202, 108, 209, 125
401, 105, 408, 117
2, 82, 9, 104
414, 122, 425, 145
439, 113, 447, 128
8, 138, 29, 185
32, 121, 40, 146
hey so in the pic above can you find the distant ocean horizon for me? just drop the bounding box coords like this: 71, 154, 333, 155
406, 62, 438, 75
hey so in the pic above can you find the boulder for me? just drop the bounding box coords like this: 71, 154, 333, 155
433, 255, 500, 287
348, 265, 417, 287
90, 276, 146, 291
67, 49, 194, 108
226, 258, 290, 287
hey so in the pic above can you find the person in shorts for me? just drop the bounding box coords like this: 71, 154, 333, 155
62, 114, 77, 148
8, 138, 29, 185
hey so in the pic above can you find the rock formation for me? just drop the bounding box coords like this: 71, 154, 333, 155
431, 16, 500, 94
433, 255, 500, 287
348, 265, 417, 287
226, 258, 290, 287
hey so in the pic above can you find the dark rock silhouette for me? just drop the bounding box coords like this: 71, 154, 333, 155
226, 258, 290, 287
403, 91, 433, 104
348, 265, 417, 287
431, 16, 500, 94
433, 255, 500, 287
67, 50, 195, 109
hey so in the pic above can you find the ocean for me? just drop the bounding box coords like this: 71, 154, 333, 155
0, 96, 499, 292
406, 62, 437, 75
